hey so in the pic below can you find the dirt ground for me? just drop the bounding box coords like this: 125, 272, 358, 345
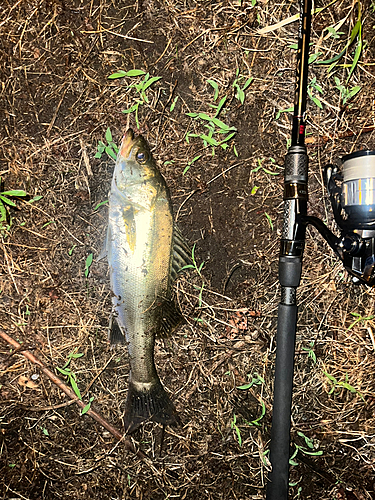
1, 0, 375, 499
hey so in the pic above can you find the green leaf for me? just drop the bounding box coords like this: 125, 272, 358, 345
81, 396, 94, 415
126, 69, 147, 77
310, 95, 323, 109
56, 366, 71, 376
0, 202, 7, 222
28, 195, 43, 203
235, 425, 242, 446
0, 195, 16, 207
105, 128, 113, 143
85, 253, 93, 278
211, 117, 231, 131
301, 449, 323, 456
94, 200, 108, 210
348, 39, 362, 82
70, 378, 82, 400
2, 190, 27, 197
251, 185, 259, 195
141, 75, 162, 92
237, 383, 253, 390
198, 112, 214, 122
345, 86, 361, 101
122, 103, 139, 114
200, 134, 218, 146
108, 69, 146, 79
308, 52, 321, 64
236, 89, 245, 104
218, 132, 236, 144
207, 79, 219, 100
242, 77, 253, 91
108, 70, 127, 79
265, 212, 273, 230
215, 96, 227, 117
170, 96, 178, 112
275, 106, 294, 120
233, 144, 238, 157
105, 146, 117, 161
69, 352, 84, 359
262, 168, 279, 176
186, 112, 198, 118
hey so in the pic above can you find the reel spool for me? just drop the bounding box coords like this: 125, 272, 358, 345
322, 150, 375, 285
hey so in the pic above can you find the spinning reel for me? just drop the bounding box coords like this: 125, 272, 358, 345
304, 150, 375, 285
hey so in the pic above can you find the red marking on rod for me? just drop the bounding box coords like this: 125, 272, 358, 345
299, 125, 305, 135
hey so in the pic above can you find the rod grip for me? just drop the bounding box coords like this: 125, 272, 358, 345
266, 303, 297, 500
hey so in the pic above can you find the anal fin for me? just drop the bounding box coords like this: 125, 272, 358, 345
160, 299, 183, 337
108, 315, 126, 345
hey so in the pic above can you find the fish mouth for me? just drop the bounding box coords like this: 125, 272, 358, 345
119, 129, 136, 158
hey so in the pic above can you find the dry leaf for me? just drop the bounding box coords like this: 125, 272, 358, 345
18, 375, 40, 390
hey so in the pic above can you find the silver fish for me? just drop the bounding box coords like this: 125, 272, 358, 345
106, 129, 190, 432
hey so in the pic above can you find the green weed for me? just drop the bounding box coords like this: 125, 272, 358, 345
180, 243, 205, 307
333, 77, 361, 107
275, 106, 294, 120
251, 158, 280, 176
307, 77, 324, 109
237, 372, 264, 390
236, 373, 266, 427
170, 96, 179, 112
185, 77, 248, 159
95, 128, 119, 161
289, 431, 323, 466
81, 396, 94, 415
317, 0, 362, 82
183, 155, 202, 175
94, 200, 108, 211
231, 413, 242, 446
302, 341, 317, 363
180, 243, 204, 277
68, 245, 76, 256
85, 253, 93, 278
56, 350, 85, 400
265, 212, 274, 231
348, 311, 374, 330
324, 371, 364, 401
232, 68, 253, 104
0, 179, 28, 232
108, 69, 162, 129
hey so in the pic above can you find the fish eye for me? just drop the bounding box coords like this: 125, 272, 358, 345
136, 150, 148, 164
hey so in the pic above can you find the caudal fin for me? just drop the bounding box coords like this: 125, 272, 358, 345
124, 378, 180, 433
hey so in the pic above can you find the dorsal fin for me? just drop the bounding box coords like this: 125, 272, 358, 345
171, 226, 192, 281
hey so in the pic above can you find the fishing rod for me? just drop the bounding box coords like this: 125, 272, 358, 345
266, 0, 375, 497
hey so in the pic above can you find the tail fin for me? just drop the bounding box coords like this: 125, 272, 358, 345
124, 378, 180, 433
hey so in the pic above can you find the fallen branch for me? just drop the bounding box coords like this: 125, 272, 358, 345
0, 329, 147, 460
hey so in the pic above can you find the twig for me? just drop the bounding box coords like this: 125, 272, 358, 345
0, 329, 147, 460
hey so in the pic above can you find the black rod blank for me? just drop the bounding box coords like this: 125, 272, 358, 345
266, 0, 312, 498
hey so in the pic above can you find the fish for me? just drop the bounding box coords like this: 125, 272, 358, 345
106, 129, 191, 432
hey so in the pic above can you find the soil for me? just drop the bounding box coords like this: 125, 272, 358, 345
1, 1, 375, 499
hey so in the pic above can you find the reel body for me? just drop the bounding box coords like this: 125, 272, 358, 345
312, 150, 375, 285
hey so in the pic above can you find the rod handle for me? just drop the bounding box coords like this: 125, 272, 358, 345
266, 303, 297, 500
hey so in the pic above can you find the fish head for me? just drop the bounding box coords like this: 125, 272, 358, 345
114, 129, 158, 192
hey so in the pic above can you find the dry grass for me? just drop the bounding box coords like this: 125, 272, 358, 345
1, 0, 375, 499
